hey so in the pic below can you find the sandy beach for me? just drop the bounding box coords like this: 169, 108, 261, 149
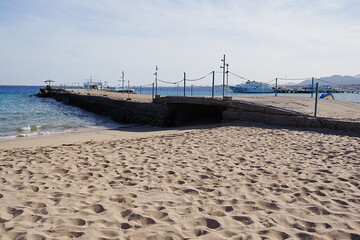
1, 122, 359, 240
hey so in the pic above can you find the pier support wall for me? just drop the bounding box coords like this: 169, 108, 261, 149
45, 92, 171, 126
38, 91, 360, 131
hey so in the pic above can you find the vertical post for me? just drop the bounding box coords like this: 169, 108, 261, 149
183, 72, 186, 97
191, 85, 193, 96
90, 75, 93, 91
275, 78, 278, 96
154, 66, 158, 95
221, 54, 226, 99
127, 80, 130, 99
152, 83, 154, 100
311, 77, 314, 98
121, 71, 125, 91
212, 71, 215, 98
226, 63, 229, 96
314, 82, 319, 116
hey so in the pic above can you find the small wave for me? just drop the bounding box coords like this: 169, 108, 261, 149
16, 126, 30, 132
59, 124, 74, 129
17, 125, 42, 132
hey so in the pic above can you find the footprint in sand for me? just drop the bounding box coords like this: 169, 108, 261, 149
72, 218, 86, 226
121, 222, 132, 229
233, 216, 254, 225
92, 204, 106, 213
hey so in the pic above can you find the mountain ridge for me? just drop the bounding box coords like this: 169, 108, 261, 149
300, 74, 360, 85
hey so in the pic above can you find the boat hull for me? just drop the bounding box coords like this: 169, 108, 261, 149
229, 86, 274, 93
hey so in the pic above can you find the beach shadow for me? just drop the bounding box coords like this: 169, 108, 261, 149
223, 121, 360, 138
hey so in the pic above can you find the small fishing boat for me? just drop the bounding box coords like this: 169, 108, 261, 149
230, 81, 274, 93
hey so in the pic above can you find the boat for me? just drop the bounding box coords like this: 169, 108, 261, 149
230, 81, 274, 93
115, 89, 137, 94
83, 81, 102, 90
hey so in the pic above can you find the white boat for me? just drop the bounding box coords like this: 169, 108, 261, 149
83, 81, 102, 90
230, 81, 274, 93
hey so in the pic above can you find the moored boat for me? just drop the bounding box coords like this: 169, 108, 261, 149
115, 89, 137, 94
230, 81, 274, 93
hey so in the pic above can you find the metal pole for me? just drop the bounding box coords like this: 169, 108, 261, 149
183, 72, 186, 97
212, 71, 215, 98
154, 66, 158, 95
226, 63, 229, 96
127, 80, 130, 99
311, 77, 314, 98
122, 71, 125, 91
275, 78, 278, 96
314, 82, 319, 116
221, 54, 226, 98
152, 83, 154, 100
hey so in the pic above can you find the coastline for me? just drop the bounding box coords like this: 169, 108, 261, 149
0, 125, 195, 150
2, 93, 360, 149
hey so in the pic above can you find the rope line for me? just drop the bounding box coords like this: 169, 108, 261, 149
277, 77, 311, 81
228, 71, 254, 82
134, 82, 154, 87
185, 72, 213, 81
157, 78, 183, 85
265, 79, 277, 84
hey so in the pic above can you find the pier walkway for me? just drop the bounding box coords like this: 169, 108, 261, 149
38, 89, 360, 131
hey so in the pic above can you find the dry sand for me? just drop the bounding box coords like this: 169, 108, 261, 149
1, 122, 359, 240
232, 96, 360, 122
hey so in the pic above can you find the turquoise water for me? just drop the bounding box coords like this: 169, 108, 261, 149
1, 85, 360, 140
0, 86, 122, 140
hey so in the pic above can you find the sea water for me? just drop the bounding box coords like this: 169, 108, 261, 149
0, 86, 122, 140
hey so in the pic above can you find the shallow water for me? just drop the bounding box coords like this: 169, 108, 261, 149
0, 86, 122, 140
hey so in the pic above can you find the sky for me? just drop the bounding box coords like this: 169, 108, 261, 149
0, 0, 360, 86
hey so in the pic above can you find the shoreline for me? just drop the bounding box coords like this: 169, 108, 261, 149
1, 93, 360, 150
0, 124, 216, 150
1, 121, 359, 150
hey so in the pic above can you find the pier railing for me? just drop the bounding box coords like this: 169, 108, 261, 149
49, 54, 359, 118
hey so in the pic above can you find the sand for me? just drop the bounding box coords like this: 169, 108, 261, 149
232, 96, 360, 122
1, 122, 359, 240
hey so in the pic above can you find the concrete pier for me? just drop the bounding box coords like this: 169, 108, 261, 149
37, 89, 360, 131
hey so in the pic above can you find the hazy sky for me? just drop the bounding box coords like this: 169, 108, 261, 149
1, 0, 359, 86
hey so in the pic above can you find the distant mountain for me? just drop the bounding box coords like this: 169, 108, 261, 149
300, 75, 360, 85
